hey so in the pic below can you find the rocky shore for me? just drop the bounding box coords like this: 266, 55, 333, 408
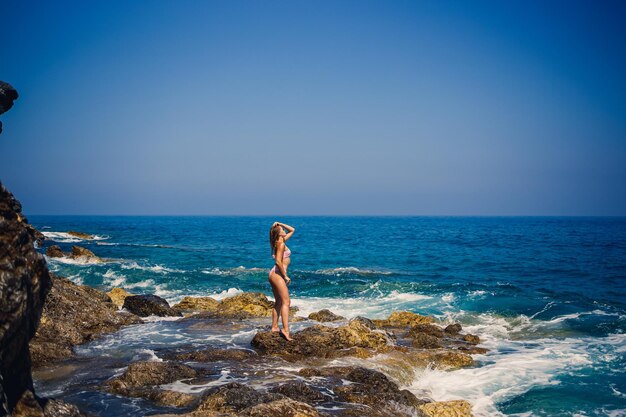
26, 271, 484, 417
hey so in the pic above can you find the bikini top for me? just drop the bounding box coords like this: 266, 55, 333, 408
272, 246, 291, 259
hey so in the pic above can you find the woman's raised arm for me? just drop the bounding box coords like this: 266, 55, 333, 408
279, 222, 296, 242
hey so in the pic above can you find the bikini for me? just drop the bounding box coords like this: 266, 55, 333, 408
269, 246, 291, 275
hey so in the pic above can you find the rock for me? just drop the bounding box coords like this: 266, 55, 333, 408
45, 245, 65, 258
30, 275, 142, 367
1, 182, 52, 413
173, 296, 220, 312
269, 381, 331, 404
41, 398, 89, 417
180, 292, 298, 320
404, 350, 474, 369
66, 231, 94, 239
410, 333, 444, 349
107, 287, 133, 309
122, 294, 181, 317
44, 245, 102, 262
373, 311, 434, 328
146, 390, 196, 408
444, 323, 462, 335
307, 309, 344, 322
70, 245, 96, 258
418, 399, 473, 417
463, 334, 480, 345
0, 81, 18, 134
107, 361, 198, 391
251, 318, 391, 361
165, 347, 256, 362
298, 366, 424, 409
408, 323, 445, 339
241, 398, 320, 417
197, 382, 283, 413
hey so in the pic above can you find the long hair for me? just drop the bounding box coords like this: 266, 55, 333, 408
269, 224, 283, 254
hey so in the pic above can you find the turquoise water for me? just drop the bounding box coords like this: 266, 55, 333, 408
32, 216, 626, 416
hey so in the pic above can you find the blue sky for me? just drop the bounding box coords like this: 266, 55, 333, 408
1, 0, 625, 215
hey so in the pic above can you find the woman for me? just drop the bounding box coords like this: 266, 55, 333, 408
268, 221, 295, 341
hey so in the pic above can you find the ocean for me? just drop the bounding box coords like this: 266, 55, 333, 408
30, 216, 626, 417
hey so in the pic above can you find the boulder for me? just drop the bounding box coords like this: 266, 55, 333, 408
410, 333, 444, 349
463, 334, 480, 345
251, 318, 391, 361
122, 294, 181, 317
418, 400, 473, 417
107, 287, 133, 309
307, 309, 344, 322
298, 366, 424, 409
373, 311, 434, 328
180, 292, 298, 320
408, 323, 444, 339
107, 361, 199, 391
30, 275, 142, 367
241, 398, 321, 417
197, 382, 283, 413
70, 245, 97, 258
0, 81, 18, 134
269, 381, 331, 404
45, 245, 65, 258
173, 296, 220, 312
1, 182, 52, 412
444, 323, 463, 335
66, 231, 94, 239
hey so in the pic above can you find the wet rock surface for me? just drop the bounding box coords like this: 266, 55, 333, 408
162, 347, 257, 362
418, 399, 473, 417
30, 275, 142, 367
123, 294, 182, 317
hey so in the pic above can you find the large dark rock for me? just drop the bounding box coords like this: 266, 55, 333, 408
0, 182, 52, 414
0, 81, 18, 135
122, 294, 181, 317
105, 361, 202, 407
298, 366, 425, 410
269, 381, 331, 404
197, 382, 283, 413
30, 275, 142, 367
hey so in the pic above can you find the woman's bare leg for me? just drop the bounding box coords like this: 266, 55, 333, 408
269, 273, 293, 341
269, 276, 281, 332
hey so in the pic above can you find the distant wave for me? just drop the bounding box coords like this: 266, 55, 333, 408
42, 231, 109, 243
120, 261, 186, 274
201, 266, 266, 276
313, 267, 394, 276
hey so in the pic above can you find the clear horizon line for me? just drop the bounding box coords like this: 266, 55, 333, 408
25, 213, 626, 218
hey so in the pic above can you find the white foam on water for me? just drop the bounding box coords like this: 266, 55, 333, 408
209, 287, 244, 300
410, 336, 593, 416
160, 369, 247, 394
103, 269, 127, 287
132, 349, 163, 362
42, 231, 109, 242
120, 261, 185, 274
201, 266, 265, 276
292, 291, 432, 319
312, 266, 393, 276
45, 255, 103, 266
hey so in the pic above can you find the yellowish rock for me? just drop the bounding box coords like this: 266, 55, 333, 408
373, 311, 435, 327
419, 400, 473, 417
173, 296, 220, 312
107, 288, 133, 309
